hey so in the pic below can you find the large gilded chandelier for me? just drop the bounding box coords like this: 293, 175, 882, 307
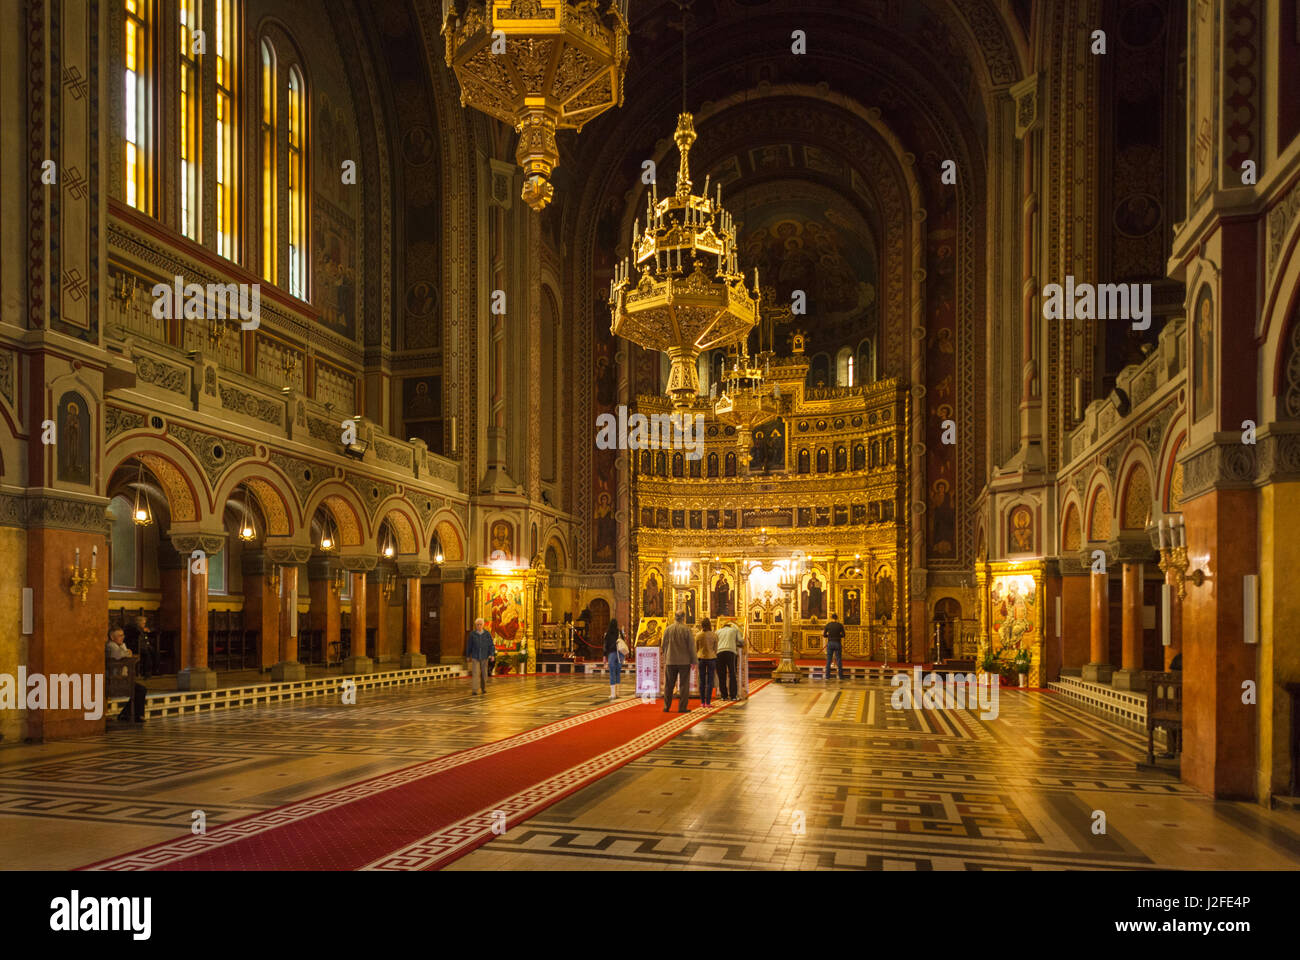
714, 345, 779, 452
442, 0, 630, 211
609, 112, 760, 409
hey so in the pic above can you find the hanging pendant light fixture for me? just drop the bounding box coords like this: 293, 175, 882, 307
238, 484, 257, 542
442, 0, 630, 211
131, 457, 154, 527
609, 9, 759, 408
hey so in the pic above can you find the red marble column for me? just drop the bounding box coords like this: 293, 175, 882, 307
343, 571, 373, 673
401, 576, 426, 668
1083, 569, 1113, 684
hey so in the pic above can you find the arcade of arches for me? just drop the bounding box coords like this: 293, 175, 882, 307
2, 0, 1300, 876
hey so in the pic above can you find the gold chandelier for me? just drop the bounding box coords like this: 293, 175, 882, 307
714, 346, 779, 451
442, 0, 630, 211
609, 112, 760, 408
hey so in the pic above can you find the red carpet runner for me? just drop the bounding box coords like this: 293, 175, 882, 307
82, 683, 769, 871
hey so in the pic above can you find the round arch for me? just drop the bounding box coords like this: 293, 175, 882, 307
211, 463, 297, 538
104, 436, 207, 524
302, 483, 368, 548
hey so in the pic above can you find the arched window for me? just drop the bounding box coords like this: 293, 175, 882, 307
124, 0, 154, 213
288, 66, 307, 299
109, 496, 139, 589
807, 353, 831, 389
178, 0, 202, 241
797, 449, 810, 474
857, 339, 875, 384
836, 347, 854, 387
260, 38, 277, 283
214, 0, 238, 260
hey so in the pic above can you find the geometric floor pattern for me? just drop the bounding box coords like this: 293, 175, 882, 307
3, 674, 1299, 870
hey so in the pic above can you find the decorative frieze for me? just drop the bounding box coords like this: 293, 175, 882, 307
269, 452, 328, 506
219, 383, 284, 428
135, 355, 188, 394
1, 491, 111, 532
1179, 437, 1258, 502
374, 437, 413, 470
105, 406, 147, 440
167, 424, 256, 489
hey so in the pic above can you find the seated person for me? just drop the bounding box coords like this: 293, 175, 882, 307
106, 627, 134, 680
124, 615, 156, 678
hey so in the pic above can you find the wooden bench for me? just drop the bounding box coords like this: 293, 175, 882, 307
106, 655, 139, 721
1145, 671, 1182, 765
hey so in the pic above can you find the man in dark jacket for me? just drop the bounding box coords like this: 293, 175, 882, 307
466, 618, 495, 694
823, 613, 846, 680
661, 611, 697, 713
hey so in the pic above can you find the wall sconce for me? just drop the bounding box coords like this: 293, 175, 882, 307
434, 551, 444, 565
671, 559, 691, 586
113, 272, 138, 303
379, 569, 395, 601
208, 318, 227, 352
69, 545, 98, 603
1156, 515, 1204, 601
268, 565, 282, 596
330, 569, 346, 594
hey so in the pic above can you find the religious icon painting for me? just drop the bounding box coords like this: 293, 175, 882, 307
841, 588, 861, 626
482, 579, 525, 652
1192, 283, 1214, 423
642, 570, 666, 618
1007, 504, 1035, 554
57, 391, 92, 486
488, 519, 515, 563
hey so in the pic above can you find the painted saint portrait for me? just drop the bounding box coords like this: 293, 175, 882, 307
874, 574, 894, 621
842, 588, 861, 626
1008, 505, 1034, 554
636, 618, 664, 647
484, 582, 524, 650
991, 575, 1036, 653
489, 520, 514, 562
801, 572, 826, 620
1192, 284, 1214, 423
57, 391, 91, 485
712, 573, 735, 617
683, 588, 696, 624
642, 571, 664, 617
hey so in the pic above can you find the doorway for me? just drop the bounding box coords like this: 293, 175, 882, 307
589, 598, 611, 656
421, 583, 441, 662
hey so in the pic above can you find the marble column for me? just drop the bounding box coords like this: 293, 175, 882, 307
307, 554, 341, 669
267, 540, 311, 681
398, 559, 432, 668
1114, 562, 1146, 690
1081, 546, 1113, 684
241, 550, 281, 670
341, 553, 376, 674
366, 567, 391, 662
172, 532, 224, 690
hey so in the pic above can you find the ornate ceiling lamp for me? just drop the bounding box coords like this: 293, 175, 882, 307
714, 345, 779, 452
609, 113, 761, 408
442, 0, 630, 211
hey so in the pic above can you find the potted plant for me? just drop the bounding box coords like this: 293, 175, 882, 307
980, 647, 1001, 678
1013, 649, 1032, 688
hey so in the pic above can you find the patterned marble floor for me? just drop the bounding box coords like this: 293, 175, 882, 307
1, 674, 1298, 870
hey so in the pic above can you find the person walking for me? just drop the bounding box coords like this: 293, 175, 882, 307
661, 611, 696, 713
604, 618, 626, 699
466, 618, 495, 695
716, 618, 742, 700
823, 612, 846, 680
695, 618, 718, 707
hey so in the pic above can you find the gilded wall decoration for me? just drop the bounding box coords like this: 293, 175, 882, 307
434, 519, 464, 562
246, 478, 290, 537
139, 454, 197, 522
167, 425, 255, 489
1089, 486, 1112, 542
322, 494, 363, 546
269, 451, 328, 506
1121, 466, 1152, 529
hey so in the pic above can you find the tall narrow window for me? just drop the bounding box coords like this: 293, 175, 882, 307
214, 0, 238, 260
124, 0, 152, 212
287, 66, 306, 299
260, 39, 276, 283
178, 0, 202, 241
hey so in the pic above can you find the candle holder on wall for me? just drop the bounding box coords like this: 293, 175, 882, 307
1154, 516, 1204, 602
69, 545, 98, 603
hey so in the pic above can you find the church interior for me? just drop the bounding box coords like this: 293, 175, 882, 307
3, 0, 1300, 881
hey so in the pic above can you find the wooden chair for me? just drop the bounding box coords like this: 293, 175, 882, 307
1145, 671, 1183, 765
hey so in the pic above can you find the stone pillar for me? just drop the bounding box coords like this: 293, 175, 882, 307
341, 552, 376, 674
398, 559, 432, 668
172, 532, 224, 690
1115, 562, 1146, 690
439, 568, 468, 664
1108, 536, 1157, 691
366, 568, 391, 663
307, 554, 341, 670
266, 540, 311, 681
241, 550, 280, 670
1082, 547, 1113, 684
1058, 562, 1092, 672
157, 539, 190, 676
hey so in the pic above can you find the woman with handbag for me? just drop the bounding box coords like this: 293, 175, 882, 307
604, 619, 626, 699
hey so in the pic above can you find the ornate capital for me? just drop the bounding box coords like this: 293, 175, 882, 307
339, 552, 378, 573
170, 531, 227, 556
264, 538, 313, 565
1105, 534, 1157, 565
396, 559, 432, 578
1255, 427, 1300, 485
17, 491, 110, 533
1180, 435, 1258, 502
